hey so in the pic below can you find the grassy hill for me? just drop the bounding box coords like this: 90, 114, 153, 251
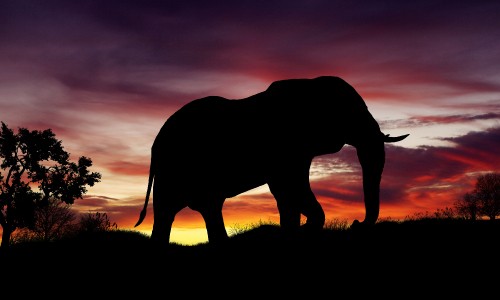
2, 218, 499, 295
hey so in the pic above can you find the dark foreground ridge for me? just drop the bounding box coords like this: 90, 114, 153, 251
3, 219, 499, 295
5, 219, 499, 264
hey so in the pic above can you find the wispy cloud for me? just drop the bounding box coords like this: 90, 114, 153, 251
381, 113, 500, 129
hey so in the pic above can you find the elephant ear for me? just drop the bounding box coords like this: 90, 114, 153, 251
384, 133, 409, 143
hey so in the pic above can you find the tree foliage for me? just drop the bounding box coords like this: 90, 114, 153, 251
0, 122, 101, 248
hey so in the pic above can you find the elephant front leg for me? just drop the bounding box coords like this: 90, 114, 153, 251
269, 181, 301, 233
273, 190, 302, 234
269, 163, 325, 235
300, 189, 325, 232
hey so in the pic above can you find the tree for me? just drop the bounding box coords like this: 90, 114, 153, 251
454, 192, 480, 220
476, 172, 500, 220
31, 199, 77, 241
0, 122, 101, 248
455, 192, 479, 221
456, 172, 500, 221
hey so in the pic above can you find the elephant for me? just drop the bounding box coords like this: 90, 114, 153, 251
134, 76, 408, 245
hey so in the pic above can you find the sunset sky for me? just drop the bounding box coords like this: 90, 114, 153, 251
1, 0, 499, 245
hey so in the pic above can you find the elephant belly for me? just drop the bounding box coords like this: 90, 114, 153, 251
205, 156, 269, 198
220, 171, 268, 198
159, 150, 269, 199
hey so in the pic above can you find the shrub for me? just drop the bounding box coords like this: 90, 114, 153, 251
78, 211, 117, 233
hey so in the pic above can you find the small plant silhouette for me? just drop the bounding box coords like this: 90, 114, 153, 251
78, 211, 117, 233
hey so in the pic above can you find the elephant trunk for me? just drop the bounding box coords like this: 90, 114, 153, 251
355, 139, 385, 226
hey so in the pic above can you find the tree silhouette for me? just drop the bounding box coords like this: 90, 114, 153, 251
32, 199, 77, 241
455, 192, 480, 220
476, 172, 500, 220
456, 172, 500, 221
0, 122, 101, 248
11, 199, 77, 243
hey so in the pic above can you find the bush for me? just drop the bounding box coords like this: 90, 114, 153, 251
78, 212, 117, 233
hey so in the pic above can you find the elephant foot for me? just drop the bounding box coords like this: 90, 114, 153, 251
298, 222, 323, 242
150, 235, 170, 248
301, 221, 323, 232
208, 233, 230, 248
350, 219, 376, 232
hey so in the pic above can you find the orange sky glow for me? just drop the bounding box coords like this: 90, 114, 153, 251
1, 1, 499, 245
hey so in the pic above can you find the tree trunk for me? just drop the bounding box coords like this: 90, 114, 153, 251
1, 224, 12, 248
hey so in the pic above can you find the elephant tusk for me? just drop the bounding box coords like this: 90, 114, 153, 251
384, 133, 409, 143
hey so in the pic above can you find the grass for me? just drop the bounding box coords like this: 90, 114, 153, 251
2, 217, 499, 294
4, 218, 498, 259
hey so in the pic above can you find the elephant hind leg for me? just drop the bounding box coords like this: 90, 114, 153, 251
191, 197, 228, 245
151, 209, 176, 246
151, 185, 186, 246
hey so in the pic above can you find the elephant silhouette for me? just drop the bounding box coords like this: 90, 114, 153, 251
135, 76, 408, 245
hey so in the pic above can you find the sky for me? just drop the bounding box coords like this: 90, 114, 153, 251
1, 0, 499, 245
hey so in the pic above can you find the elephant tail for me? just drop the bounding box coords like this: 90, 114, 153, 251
135, 153, 155, 227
